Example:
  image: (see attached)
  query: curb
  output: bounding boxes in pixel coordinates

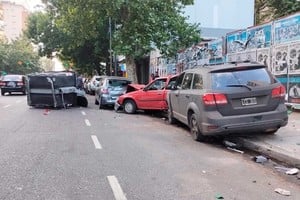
[235,138,300,168]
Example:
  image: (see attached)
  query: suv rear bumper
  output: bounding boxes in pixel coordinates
[200,106,288,135]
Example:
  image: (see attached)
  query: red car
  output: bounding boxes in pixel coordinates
[114,75,178,114]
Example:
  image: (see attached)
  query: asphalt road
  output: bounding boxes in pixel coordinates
[0,94,299,200]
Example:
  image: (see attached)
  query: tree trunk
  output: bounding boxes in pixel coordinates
[125,55,138,83]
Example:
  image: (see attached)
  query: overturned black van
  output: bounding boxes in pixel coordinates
[26,71,88,108]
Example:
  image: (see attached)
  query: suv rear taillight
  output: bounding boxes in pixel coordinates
[101,88,109,94]
[202,93,228,106]
[272,85,286,98]
[0,81,5,86]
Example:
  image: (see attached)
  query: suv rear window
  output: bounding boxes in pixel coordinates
[211,68,274,90]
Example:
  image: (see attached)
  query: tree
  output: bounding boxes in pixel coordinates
[0,38,42,74]
[267,0,300,19]
[110,0,201,82]
[255,0,300,25]
[26,6,109,75]
[34,0,200,82]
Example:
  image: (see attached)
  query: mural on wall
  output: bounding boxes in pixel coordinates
[273,44,289,75]
[149,12,300,103]
[272,42,300,75]
[208,38,225,64]
[274,42,300,104]
[288,42,300,73]
[257,48,271,71]
[274,13,300,45]
[226,30,248,54]
[246,23,272,49]
[176,44,210,71]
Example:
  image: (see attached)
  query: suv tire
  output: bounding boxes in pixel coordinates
[189,113,205,141]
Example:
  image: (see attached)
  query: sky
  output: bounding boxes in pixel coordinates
[8,0,255,30]
[183,0,255,30]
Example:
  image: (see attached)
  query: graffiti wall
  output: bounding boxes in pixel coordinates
[149,12,300,104]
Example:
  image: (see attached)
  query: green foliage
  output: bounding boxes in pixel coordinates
[112,0,201,58]
[255,0,300,24]
[0,38,42,74]
[267,0,300,19]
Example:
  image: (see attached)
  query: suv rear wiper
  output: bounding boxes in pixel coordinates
[226,84,252,91]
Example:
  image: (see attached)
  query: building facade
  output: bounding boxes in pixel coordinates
[0,1,28,42]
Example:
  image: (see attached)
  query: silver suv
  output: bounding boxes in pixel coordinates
[167,62,288,141]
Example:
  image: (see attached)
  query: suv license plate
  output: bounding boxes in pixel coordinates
[241,97,257,106]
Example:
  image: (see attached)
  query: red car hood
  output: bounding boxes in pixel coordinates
[126,84,145,93]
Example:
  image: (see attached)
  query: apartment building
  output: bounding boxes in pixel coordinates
[0,1,28,42]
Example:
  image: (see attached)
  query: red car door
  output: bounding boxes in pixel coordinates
[135,78,168,110]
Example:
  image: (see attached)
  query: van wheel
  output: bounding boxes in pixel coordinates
[1,91,5,96]
[189,113,205,141]
[124,100,136,114]
[168,108,176,124]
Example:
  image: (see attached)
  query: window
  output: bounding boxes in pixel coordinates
[192,74,203,89]
[211,68,273,90]
[148,79,167,90]
[181,73,193,90]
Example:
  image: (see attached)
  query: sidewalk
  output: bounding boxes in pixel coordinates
[235,110,300,168]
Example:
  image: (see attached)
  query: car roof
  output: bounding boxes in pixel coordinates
[183,62,266,74]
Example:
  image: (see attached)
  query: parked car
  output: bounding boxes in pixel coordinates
[115,75,178,114]
[95,76,132,109]
[167,62,288,141]
[0,74,26,96]
[87,75,105,95]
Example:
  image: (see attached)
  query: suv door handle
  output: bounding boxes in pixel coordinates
[185,95,190,98]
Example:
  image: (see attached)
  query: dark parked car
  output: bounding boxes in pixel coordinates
[167,62,288,141]
[0,74,26,96]
[95,76,132,109]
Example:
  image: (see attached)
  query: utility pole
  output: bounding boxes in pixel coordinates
[109,17,112,76]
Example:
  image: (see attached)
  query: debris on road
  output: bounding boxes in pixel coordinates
[43,109,50,115]
[275,166,299,175]
[223,140,237,148]
[227,147,244,154]
[215,194,224,199]
[285,168,299,175]
[274,188,291,196]
[274,166,290,173]
[252,155,268,164]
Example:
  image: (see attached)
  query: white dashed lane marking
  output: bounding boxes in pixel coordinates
[3,104,11,108]
[81,111,86,116]
[91,135,102,149]
[85,119,91,126]
[107,176,127,200]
